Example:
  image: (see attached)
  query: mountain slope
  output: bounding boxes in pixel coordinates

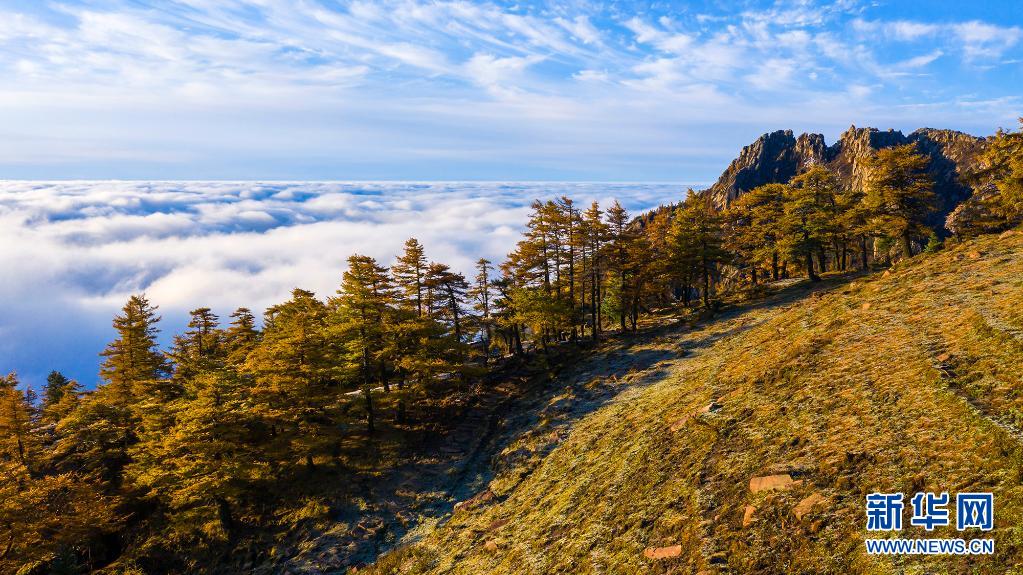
[369,230,1023,575]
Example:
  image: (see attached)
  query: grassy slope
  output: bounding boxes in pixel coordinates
[368,230,1023,575]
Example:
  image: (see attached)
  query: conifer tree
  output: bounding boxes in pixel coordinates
[469,258,495,362]
[726,183,786,283]
[392,238,429,318]
[862,144,936,259]
[780,166,840,280]
[244,288,333,469]
[100,294,171,401]
[127,370,265,545]
[605,200,633,331]
[41,371,71,411]
[580,201,607,340]
[224,307,260,368]
[426,262,469,357]
[0,373,38,471]
[169,307,224,382]
[333,255,394,434]
[671,193,727,308]
[976,119,1023,222]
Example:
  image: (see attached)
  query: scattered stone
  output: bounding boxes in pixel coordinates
[1000,230,1015,239]
[861,302,871,311]
[487,518,509,532]
[968,251,982,259]
[936,352,951,363]
[454,489,496,511]
[882,270,891,278]
[643,545,683,560]
[742,505,757,527]
[749,474,802,493]
[793,493,826,520]
[484,540,499,552]
[669,415,691,432]
[699,401,723,414]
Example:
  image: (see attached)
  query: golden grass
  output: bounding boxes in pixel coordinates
[365,230,1023,575]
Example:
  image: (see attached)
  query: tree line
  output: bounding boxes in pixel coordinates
[3,126,1022,573]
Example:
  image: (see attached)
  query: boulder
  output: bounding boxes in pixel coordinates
[643,545,683,560]
[742,505,757,527]
[749,474,802,493]
[793,493,826,520]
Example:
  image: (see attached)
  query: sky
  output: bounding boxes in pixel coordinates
[0,0,1021,181]
[1,0,1022,386]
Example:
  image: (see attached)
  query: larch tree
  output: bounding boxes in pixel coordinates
[862,143,936,259]
[605,200,633,331]
[580,201,607,341]
[243,288,334,470]
[671,192,727,308]
[332,255,394,435]
[392,238,428,318]
[469,258,495,362]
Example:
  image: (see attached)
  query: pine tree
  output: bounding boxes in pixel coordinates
[580,201,607,341]
[392,238,429,318]
[605,200,633,331]
[725,183,786,283]
[671,193,728,308]
[243,288,333,469]
[426,262,470,358]
[332,255,394,435]
[862,144,936,259]
[224,307,260,368]
[469,258,495,362]
[780,166,840,280]
[127,370,266,545]
[169,307,224,382]
[100,294,171,400]
[975,119,1023,223]
[41,371,72,413]
[0,373,38,471]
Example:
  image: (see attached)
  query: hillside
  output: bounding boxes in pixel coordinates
[366,229,1023,575]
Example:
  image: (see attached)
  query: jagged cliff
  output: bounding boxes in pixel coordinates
[706,125,988,233]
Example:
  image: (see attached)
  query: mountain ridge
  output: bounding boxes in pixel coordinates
[704,125,988,234]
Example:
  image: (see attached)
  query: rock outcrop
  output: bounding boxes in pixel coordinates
[705,125,988,234]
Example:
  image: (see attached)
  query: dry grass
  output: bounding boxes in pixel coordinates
[364,229,1023,575]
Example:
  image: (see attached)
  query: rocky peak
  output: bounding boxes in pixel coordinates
[704,125,988,234]
[708,130,803,208]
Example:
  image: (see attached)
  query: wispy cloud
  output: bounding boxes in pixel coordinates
[0,1,1019,179]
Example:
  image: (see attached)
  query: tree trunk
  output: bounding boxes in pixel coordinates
[860,236,869,271]
[806,248,820,282]
[750,266,757,286]
[216,497,236,539]
[772,251,779,281]
[902,233,913,259]
[396,378,406,425]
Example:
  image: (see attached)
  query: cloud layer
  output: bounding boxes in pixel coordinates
[0,181,688,387]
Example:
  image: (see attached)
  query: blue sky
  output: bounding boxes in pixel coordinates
[0,0,1021,181]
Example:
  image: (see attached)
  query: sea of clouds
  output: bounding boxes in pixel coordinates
[0,181,690,388]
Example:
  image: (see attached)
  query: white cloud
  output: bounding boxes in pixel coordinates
[0,181,687,387]
[954,21,1023,60]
